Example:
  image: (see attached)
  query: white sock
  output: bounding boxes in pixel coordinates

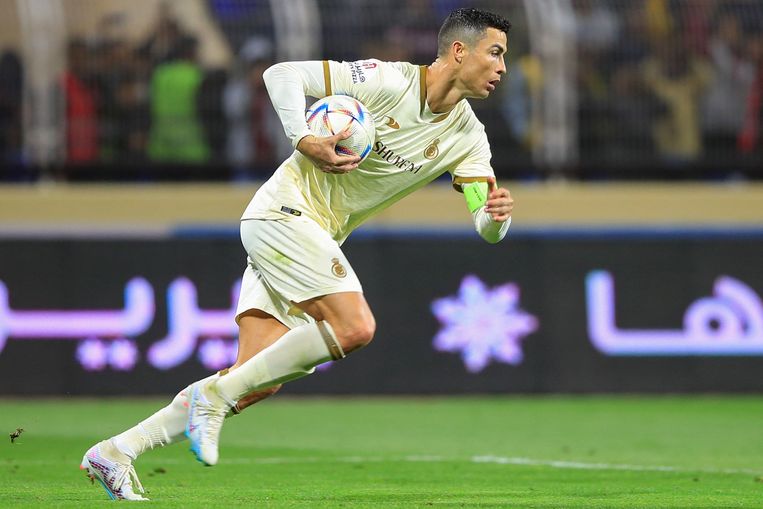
[112,373,218,460]
[215,321,343,403]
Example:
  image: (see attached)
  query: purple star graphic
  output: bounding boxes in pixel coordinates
[431,275,538,372]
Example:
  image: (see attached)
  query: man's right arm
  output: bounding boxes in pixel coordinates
[263,61,360,173]
[262,61,326,149]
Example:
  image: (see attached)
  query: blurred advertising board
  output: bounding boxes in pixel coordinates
[1,230,762,395]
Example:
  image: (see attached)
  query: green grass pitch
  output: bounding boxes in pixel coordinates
[1,396,761,507]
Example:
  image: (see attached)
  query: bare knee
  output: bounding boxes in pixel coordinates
[333,316,376,353]
[297,292,376,354]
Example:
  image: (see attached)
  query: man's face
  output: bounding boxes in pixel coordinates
[459,27,507,98]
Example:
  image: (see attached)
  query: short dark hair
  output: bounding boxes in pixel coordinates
[437,8,511,57]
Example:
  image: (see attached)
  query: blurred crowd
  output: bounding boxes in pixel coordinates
[0,0,761,180]
[571,0,763,168]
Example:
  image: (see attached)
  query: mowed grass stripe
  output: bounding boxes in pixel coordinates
[1,396,761,508]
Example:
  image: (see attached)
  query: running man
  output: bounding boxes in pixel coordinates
[81,7,513,500]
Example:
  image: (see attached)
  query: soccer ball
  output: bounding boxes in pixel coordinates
[305,95,375,162]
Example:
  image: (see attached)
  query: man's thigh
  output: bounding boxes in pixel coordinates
[240,218,362,304]
[235,263,311,329]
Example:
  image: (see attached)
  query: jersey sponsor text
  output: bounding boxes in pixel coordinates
[373,140,423,174]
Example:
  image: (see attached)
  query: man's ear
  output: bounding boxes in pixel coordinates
[452,40,466,64]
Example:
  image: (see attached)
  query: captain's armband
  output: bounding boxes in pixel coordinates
[462,181,489,213]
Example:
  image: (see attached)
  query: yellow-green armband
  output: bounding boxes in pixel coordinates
[463,181,489,213]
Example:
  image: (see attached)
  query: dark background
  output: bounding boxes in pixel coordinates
[1,231,761,395]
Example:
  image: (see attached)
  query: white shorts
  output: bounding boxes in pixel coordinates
[234,218,363,328]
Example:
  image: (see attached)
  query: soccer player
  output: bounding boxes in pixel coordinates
[81,7,513,500]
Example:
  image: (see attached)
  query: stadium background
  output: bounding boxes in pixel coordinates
[0,0,762,396]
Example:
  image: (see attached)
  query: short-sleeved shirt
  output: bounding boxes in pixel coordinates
[242,59,495,244]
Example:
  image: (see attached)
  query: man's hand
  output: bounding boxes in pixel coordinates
[296,131,361,174]
[485,177,513,222]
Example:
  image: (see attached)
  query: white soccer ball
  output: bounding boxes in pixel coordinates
[305,95,375,162]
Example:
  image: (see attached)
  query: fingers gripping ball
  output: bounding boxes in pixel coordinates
[306,95,376,162]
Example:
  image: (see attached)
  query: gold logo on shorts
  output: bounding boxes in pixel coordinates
[331,258,347,278]
[424,138,439,159]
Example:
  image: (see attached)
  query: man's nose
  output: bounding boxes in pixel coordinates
[497,56,506,74]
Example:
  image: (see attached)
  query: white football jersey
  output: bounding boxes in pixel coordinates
[242,59,495,244]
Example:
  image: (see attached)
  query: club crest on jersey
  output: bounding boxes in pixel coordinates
[424,139,440,159]
[331,258,347,278]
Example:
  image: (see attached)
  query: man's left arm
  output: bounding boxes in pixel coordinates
[452,120,513,243]
[463,177,513,244]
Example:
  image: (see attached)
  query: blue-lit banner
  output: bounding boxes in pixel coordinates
[0,235,761,394]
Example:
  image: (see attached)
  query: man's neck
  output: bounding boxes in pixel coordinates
[425,59,467,114]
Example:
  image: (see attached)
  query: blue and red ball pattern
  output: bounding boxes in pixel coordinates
[306,95,376,162]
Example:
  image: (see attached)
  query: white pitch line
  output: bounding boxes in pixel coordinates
[135,454,760,476]
[470,455,761,476]
[14,455,759,476]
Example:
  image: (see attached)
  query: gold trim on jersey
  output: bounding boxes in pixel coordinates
[419,65,452,123]
[452,176,491,193]
[322,60,332,96]
[419,65,427,114]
